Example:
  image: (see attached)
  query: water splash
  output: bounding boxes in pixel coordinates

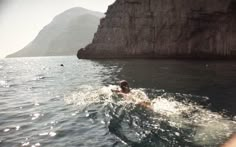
[151,96,236,146]
[64,85,236,146]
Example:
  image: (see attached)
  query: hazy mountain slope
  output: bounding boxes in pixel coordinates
[7,7,104,57]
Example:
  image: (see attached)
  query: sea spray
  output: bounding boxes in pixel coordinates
[64,85,236,146]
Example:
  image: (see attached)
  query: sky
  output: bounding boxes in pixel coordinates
[0,0,115,58]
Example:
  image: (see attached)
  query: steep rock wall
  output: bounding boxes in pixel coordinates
[77,0,236,59]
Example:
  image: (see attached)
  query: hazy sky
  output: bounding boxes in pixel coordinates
[0,0,115,58]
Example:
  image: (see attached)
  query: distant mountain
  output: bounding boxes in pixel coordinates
[7,7,104,58]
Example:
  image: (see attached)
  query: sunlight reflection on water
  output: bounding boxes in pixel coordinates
[0,57,236,147]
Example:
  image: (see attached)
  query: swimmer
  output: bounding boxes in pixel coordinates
[111,80,130,94]
[222,134,236,147]
[111,80,152,109]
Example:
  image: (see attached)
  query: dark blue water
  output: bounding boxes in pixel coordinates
[0,56,235,147]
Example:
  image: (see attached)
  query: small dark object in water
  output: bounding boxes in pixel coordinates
[60,64,64,67]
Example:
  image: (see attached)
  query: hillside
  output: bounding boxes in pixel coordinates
[7,7,104,57]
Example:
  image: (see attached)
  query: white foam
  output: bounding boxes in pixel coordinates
[64,86,236,145]
[151,95,236,145]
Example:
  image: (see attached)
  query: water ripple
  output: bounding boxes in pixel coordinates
[1,57,236,147]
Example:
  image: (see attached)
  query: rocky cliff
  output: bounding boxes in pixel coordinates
[7,7,104,58]
[77,0,236,59]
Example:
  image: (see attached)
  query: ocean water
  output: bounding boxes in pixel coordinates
[0,56,235,147]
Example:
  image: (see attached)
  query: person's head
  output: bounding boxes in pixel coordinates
[119,80,130,93]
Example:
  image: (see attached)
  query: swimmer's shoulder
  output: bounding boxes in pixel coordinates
[111,89,120,93]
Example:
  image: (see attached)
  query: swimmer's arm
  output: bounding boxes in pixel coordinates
[137,101,153,110]
[222,134,236,147]
[111,89,120,93]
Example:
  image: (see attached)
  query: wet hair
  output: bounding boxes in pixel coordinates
[119,80,130,93]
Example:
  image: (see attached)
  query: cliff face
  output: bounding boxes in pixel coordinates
[7,7,104,58]
[77,0,236,59]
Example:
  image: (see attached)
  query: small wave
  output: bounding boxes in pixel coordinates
[33,75,48,81]
[35,76,46,80]
[0,80,10,88]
